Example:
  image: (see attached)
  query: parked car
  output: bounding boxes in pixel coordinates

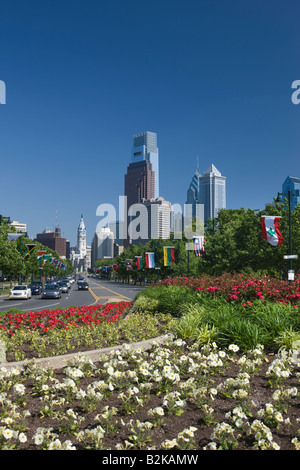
[78,282,89,291]
[57,281,69,293]
[29,281,43,295]
[42,284,62,299]
[9,285,32,300]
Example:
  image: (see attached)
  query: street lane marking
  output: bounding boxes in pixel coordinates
[89,281,132,300]
[0,302,24,309]
[23,303,60,311]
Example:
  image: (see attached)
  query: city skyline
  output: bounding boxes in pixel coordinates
[1,1,300,246]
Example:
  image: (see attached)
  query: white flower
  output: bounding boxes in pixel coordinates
[34,434,44,445]
[19,433,27,443]
[2,428,13,439]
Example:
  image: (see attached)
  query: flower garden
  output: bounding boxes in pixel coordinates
[0,273,300,451]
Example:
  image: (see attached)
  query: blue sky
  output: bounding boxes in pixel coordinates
[1,0,300,246]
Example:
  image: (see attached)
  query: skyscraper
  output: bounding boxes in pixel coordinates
[282,176,300,211]
[186,158,201,219]
[131,131,159,199]
[199,164,226,222]
[124,159,155,210]
[186,161,226,223]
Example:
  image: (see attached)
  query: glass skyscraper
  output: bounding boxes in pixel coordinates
[131,131,159,199]
[186,161,226,223]
[282,176,300,211]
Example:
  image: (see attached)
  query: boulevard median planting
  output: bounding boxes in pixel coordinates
[0,274,299,450]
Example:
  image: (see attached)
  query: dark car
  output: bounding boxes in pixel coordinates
[78,282,89,291]
[42,284,62,299]
[29,281,43,295]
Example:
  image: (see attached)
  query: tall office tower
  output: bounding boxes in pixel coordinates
[131,131,159,198]
[124,159,155,247]
[91,227,114,267]
[199,164,226,222]
[282,176,300,211]
[186,158,201,219]
[186,161,226,224]
[125,159,155,209]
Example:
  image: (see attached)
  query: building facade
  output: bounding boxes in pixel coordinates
[282,176,300,211]
[91,227,114,268]
[186,161,226,223]
[35,227,67,258]
[131,131,159,199]
[70,215,90,271]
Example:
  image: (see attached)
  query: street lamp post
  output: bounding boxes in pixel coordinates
[276,189,299,281]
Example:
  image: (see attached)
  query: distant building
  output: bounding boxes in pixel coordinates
[124,154,155,247]
[70,215,90,271]
[131,131,159,199]
[10,220,27,233]
[282,176,300,211]
[35,227,67,258]
[186,161,226,223]
[91,228,114,267]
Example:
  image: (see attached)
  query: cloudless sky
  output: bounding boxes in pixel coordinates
[1,0,300,246]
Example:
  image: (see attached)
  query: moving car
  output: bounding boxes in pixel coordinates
[28,281,43,295]
[78,282,89,291]
[57,281,69,293]
[9,285,32,300]
[42,284,62,299]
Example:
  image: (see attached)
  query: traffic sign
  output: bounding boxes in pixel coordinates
[283,255,298,260]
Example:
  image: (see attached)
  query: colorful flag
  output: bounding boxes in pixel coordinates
[145,252,155,268]
[112,264,118,271]
[42,255,52,265]
[126,259,133,271]
[135,256,143,270]
[193,236,205,257]
[23,244,36,260]
[163,246,175,266]
[261,216,284,247]
[37,250,46,261]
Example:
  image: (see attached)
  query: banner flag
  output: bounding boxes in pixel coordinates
[42,255,52,265]
[145,252,155,268]
[163,246,175,266]
[261,216,284,247]
[37,250,46,261]
[135,256,143,270]
[193,236,205,257]
[126,259,133,271]
[23,244,36,260]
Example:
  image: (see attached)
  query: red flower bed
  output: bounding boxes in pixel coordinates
[155,273,300,307]
[0,302,132,337]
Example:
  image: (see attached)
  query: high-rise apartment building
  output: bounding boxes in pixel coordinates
[131,131,159,199]
[186,161,226,223]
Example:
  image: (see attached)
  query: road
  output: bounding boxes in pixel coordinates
[0,277,145,313]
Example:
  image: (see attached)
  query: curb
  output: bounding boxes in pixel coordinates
[0,297,169,370]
